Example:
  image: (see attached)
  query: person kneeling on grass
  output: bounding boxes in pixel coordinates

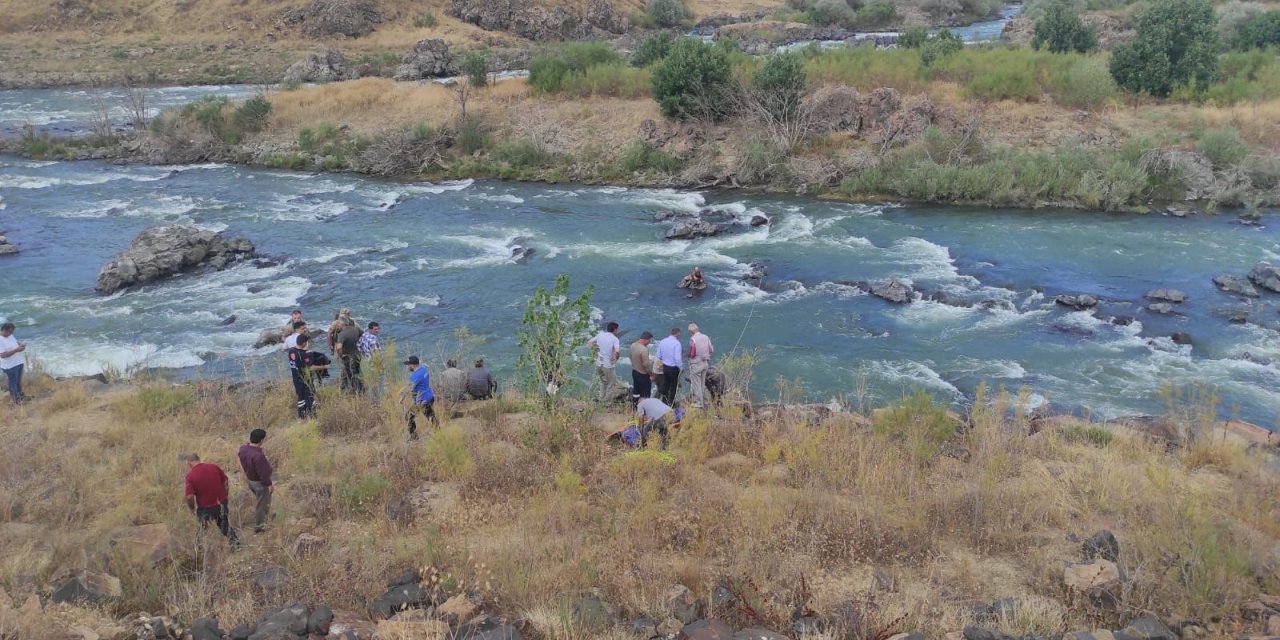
[404,355,439,440]
[637,396,675,450]
[179,453,240,550]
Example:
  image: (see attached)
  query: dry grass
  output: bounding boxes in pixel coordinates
[1,376,1278,640]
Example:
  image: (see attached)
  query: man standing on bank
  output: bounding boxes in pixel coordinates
[404,355,439,440]
[237,429,274,533]
[0,323,27,404]
[180,453,239,549]
[630,331,654,403]
[656,327,683,405]
[335,318,365,394]
[687,323,715,410]
[587,321,621,403]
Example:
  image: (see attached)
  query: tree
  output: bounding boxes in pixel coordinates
[920,29,963,67]
[516,275,595,404]
[462,51,489,88]
[1231,10,1280,50]
[646,0,690,27]
[1031,1,1098,54]
[651,39,733,121]
[631,32,677,67]
[743,52,813,151]
[898,25,928,49]
[1109,0,1220,97]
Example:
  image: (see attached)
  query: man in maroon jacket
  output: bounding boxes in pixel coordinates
[237,429,274,533]
[180,453,240,549]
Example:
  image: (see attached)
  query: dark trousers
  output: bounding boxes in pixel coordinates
[660,366,680,405]
[631,370,652,402]
[196,503,239,547]
[3,363,23,403]
[340,356,364,394]
[292,379,316,419]
[406,400,438,437]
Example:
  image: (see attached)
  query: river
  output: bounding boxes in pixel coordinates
[2,153,1279,425]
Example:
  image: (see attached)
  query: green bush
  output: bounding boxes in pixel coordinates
[646,0,691,27]
[632,32,677,67]
[620,140,683,173]
[920,29,963,67]
[872,390,958,460]
[964,65,1039,101]
[1109,0,1220,97]
[1032,0,1098,53]
[233,95,272,133]
[809,0,856,26]
[336,472,390,515]
[1197,127,1249,169]
[413,12,438,28]
[804,46,925,91]
[856,0,896,27]
[561,63,651,98]
[462,51,489,88]
[1060,425,1114,447]
[898,25,928,49]
[423,425,474,479]
[529,42,622,94]
[753,51,808,119]
[652,38,733,120]
[491,138,557,168]
[1203,48,1280,104]
[1217,1,1265,44]
[1054,58,1119,109]
[1230,11,1280,50]
[112,385,196,423]
[456,115,488,155]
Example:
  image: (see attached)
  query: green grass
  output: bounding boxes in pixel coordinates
[111,385,197,423]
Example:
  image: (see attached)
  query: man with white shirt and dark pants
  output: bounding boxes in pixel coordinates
[687,323,714,409]
[587,321,621,402]
[656,327,682,406]
[0,323,27,405]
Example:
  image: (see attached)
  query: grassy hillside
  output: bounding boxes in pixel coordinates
[0,367,1277,639]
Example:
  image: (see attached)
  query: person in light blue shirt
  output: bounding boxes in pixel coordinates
[404,355,438,440]
[656,327,683,405]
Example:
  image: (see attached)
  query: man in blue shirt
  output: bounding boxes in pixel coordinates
[404,355,438,440]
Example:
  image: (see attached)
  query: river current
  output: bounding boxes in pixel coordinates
[2,152,1279,425]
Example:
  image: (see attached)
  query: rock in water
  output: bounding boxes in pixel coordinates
[0,235,18,256]
[1055,294,1098,310]
[96,225,256,295]
[1249,262,1280,293]
[871,278,914,304]
[220,315,238,326]
[749,214,770,227]
[394,39,459,80]
[1146,303,1175,315]
[1213,274,1259,297]
[1144,289,1186,303]
[666,221,720,240]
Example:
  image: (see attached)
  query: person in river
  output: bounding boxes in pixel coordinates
[0,322,28,405]
[630,331,655,403]
[287,334,327,419]
[285,310,304,336]
[439,359,467,402]
[335,318,365,394]
[404,355,439,440]
[587,321,622,402]
[678,267,707,291]
[687,323,714,409]
[656,327,682,405]
[467,358,497,400]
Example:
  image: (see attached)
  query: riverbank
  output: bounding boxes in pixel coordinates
[1,375,1278,639]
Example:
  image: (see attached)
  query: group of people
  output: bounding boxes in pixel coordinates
[179,428,276,550]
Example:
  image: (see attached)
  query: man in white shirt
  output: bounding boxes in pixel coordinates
[0,322,28,404]
[636,396,673,450]
[587,321,621,402]
[656,327,683,405]
[687,323,714,409]
[283,321,306,351]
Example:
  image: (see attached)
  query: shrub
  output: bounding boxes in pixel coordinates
[336,472,390,515]
[652,39,734,120]
[753,51,808,120]
[964,65,1039,101]
[561,63,651,98]
[1217,1,1265,44]
[856,0,896,27]
[646,0,691,27]
[423,425,474,479]
[632,32,677,67]
[1204,48,1280,104]
[1054,58,1119,109]
[112,385,196,423]
[920,29,963,66]
[1109,0,1220,97]
[413,12,438,28]
[528,42,622,93]
[1032,1,1098,53]
[516,275,595,401]
[462,51,489,88]
[1230,11,1280,50]
[456,115,488,155]
[619,140,683,173]
[898,25,928,49]
[233,95,271,133]
[1197,127,1249,169]
[872,390,958,460]
[491,138,557,168]
[809,0,856,26]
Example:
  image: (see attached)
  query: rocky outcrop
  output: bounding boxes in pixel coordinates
[394,39,459,81]
[871,278,914,304]
[0,234,17,256]
[96,225,256,295]
[282,0,382,38]
[1144,289,1185,303]
[805,85,862,134]
[50,571,122,605]
[1055,294,1098,310]
[1249,262,1280,293]
[1214,274,1259,297]
[283,47,356,84]
[448,0,627,41]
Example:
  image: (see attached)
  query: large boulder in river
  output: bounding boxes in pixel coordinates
[1248,262,1280,293]
[283,47,356,84]
[1214,274,1259,297]
[394,39,459,81]
[1055,294,1098,310]
[0,235,17,256]
[1144,289,1186,303]
[871,278,914,304]
[666,221,721,240]
[96,225,256,295]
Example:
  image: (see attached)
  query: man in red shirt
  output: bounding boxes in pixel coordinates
[180,453,240,549]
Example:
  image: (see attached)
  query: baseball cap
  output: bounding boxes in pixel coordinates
[403,355,420,365]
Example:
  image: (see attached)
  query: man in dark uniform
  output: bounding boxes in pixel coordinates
[287,334,327,419]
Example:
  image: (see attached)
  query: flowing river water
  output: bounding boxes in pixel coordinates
[2,148,1280,425]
